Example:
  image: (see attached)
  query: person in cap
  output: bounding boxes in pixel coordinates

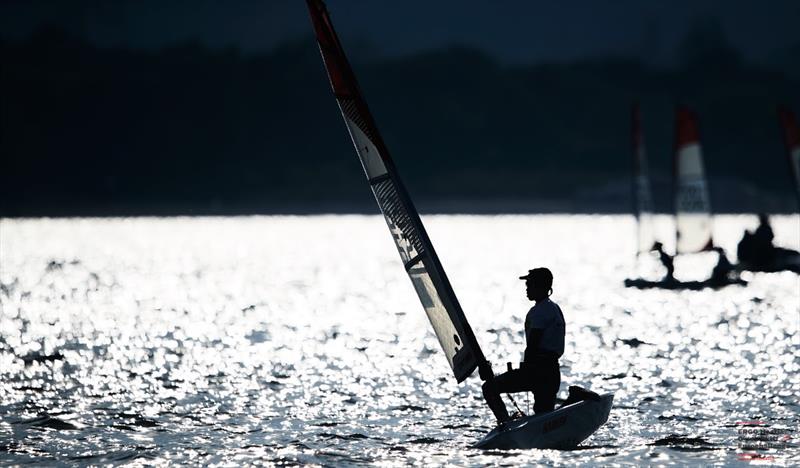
[480,267,565,424]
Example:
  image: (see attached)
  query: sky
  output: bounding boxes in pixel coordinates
[1,0,799,65]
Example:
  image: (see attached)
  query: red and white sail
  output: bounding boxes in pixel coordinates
[777,106,800,207]
[674,106,713,254]
[631,102,656,254]
[306,0,488,383]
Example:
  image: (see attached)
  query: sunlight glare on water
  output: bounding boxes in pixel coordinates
[0,215,798,465]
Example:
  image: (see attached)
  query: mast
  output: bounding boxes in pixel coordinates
[777,106,800,209]
[306,0,489,383]
[673,106,713,254]
[631,102,655,254]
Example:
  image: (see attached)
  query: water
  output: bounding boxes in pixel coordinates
[1,214,798,465]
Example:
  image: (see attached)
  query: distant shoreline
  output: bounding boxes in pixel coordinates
[2,199,797,218]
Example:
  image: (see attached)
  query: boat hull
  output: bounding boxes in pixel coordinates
[474,393,613,450]
[739,249,800,273]
[623,277,747,290]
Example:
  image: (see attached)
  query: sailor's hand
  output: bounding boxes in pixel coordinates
[478,362,494,381]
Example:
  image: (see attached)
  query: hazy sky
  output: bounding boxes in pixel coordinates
[1,0,799,64]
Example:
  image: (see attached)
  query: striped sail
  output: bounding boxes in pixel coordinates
[306,0,487,383]
[674,106,713,254]
[631,103,656,254]
[777,106,800,208]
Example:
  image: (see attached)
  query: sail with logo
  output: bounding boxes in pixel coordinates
[305,0,487,383]
[674,106,714,254]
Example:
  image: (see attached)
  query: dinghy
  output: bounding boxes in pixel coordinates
[475,391,613,450]
[306,0,612,450]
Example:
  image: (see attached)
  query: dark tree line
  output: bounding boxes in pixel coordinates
[2,25,798,216]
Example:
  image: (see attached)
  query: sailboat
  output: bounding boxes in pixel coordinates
[305,0,612,450]
[623,103,663,287]
[625,106,745,290]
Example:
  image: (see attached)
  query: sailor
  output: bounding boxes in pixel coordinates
[752,213,777,266]
[754,213,775,247]
[709,247,735,283]
[481,267,564,424]
[737,231,755,265]
[738,214,777,268]
[651,242,675,282]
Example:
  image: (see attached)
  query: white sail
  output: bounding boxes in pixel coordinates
[306,0,487,383]
[631,103,656,254]
[674,106,713,254]
[778,107,800,208]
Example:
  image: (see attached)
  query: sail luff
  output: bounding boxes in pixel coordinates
[631,102,655,254]
[777,106,800,208]
[632,103,642,224]
[306,0,488,383]
[673,106,713,254]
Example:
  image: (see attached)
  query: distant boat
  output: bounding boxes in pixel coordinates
[625,106,746,290]
[306,0,612,450]
[777,106,800,208]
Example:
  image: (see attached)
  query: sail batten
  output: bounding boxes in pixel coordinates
[306,0,487,383]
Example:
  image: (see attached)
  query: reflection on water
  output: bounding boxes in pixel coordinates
[1,215,798,465]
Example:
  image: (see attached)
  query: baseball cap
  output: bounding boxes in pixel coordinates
[519,267,553,288]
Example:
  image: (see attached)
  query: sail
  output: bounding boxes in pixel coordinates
[631,103,656,254]
[674,106,713,254]
[306,0,487,383]
[777,106,800,207]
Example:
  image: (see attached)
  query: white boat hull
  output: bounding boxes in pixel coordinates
[474,393,614,450]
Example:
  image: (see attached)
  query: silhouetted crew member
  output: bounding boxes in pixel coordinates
[710,247,734,283]
[652,242,675,282]
[754,213,775,246]
[752,213,777,266]
[481,268,564,424]
[739,214,778,268]
[737,231,755,265]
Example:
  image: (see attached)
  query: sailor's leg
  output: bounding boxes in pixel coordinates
[482,369,524,422]
[481,377,510,423]
[532,359,560,414]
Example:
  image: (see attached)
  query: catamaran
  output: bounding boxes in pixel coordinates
[625,106,745,289]
[305,0,612,450]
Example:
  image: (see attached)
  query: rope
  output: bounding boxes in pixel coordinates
[506,393,524,417]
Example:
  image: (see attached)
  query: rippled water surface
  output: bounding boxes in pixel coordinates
[1,215,798,466]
